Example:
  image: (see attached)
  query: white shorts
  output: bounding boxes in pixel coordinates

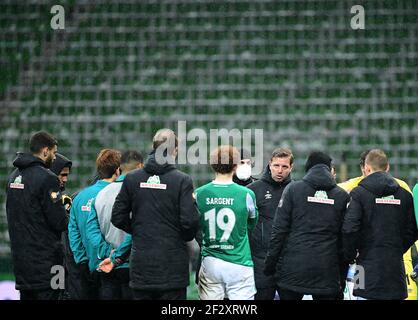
[198,256,256,300]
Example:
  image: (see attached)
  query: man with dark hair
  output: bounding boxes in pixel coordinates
[195,145,258,300]
[247,147,293,300]
[50,153,72,191]
[93,150,144,299]
[6,131,67,300]
[264,151,350,300]
[68,149,121,299]
[111,129,199,300]
[50,153,75,300]
[342,149,418,300]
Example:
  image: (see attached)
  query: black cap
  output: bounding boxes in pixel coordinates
[305,151,332,172]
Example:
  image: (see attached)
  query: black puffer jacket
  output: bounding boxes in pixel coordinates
[111,151,200,291]
[247,165,291,289]
[264,164,350,296]
[342,171,418,300]
[6,153,68,290]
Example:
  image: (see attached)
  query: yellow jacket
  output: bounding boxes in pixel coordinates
[338,176,417,300]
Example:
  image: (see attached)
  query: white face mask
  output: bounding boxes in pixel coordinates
[236,163,252,181]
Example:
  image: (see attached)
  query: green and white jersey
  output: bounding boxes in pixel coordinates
[195,181,259,267]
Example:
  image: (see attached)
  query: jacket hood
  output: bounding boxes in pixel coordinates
[359,171,399,197]
[303,164,336,191]
[13,152,46,170]
[144,150,177,175]
[50,153,72,176]
[261,164,292,187]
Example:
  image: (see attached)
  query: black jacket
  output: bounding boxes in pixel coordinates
[50,153,72,178]
[6,153,68,290]
[247,165,292,289]
[342,171,418,300]
[233,175,257,187]
[50,153,76,286]
[111,151,200,291]
[264,164,350,296]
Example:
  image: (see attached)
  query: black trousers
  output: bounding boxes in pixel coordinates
[66,263,100,300]
[20,288,61,300]
[277,287,338,300]
[132,288,187,300]
[99,268,132,300]
[255,287,277,300]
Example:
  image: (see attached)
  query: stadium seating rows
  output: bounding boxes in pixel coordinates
[0,0,417,254]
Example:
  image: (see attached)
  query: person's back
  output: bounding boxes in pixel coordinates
[195,145,258,300]
[68,148,121,300]
[111,129,199,300]
[342,149,418,300]
[339,149,418,300]
[96,180,128,248]
[196,182,257,267]
[69,180,111,269]
[264,152,350,300]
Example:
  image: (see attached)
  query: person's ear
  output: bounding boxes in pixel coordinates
[42,147,49,158]
[386,163,390,172]
[364,163,371,176]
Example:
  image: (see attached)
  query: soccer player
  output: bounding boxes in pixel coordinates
[196,145,259,300]
[68,149,121,299]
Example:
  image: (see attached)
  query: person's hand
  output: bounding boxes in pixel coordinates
[98,258,114,273]
[62,194,72,211]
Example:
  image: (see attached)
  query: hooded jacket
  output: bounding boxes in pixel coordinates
[111,151,200,290]
[6,153,68,290]
[342,171,418,299]
[247,165,292,289]
[339,175,417,300]
[264,164,350,296]
[50,153,72,178]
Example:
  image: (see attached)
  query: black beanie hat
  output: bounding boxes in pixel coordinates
[305,151,332,172]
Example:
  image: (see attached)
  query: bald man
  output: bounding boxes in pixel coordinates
[111,129,200,300]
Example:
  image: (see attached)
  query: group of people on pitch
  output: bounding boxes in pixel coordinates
[6,130,418,300]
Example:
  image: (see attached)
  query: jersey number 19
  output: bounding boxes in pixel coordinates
[204,208,236,242]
